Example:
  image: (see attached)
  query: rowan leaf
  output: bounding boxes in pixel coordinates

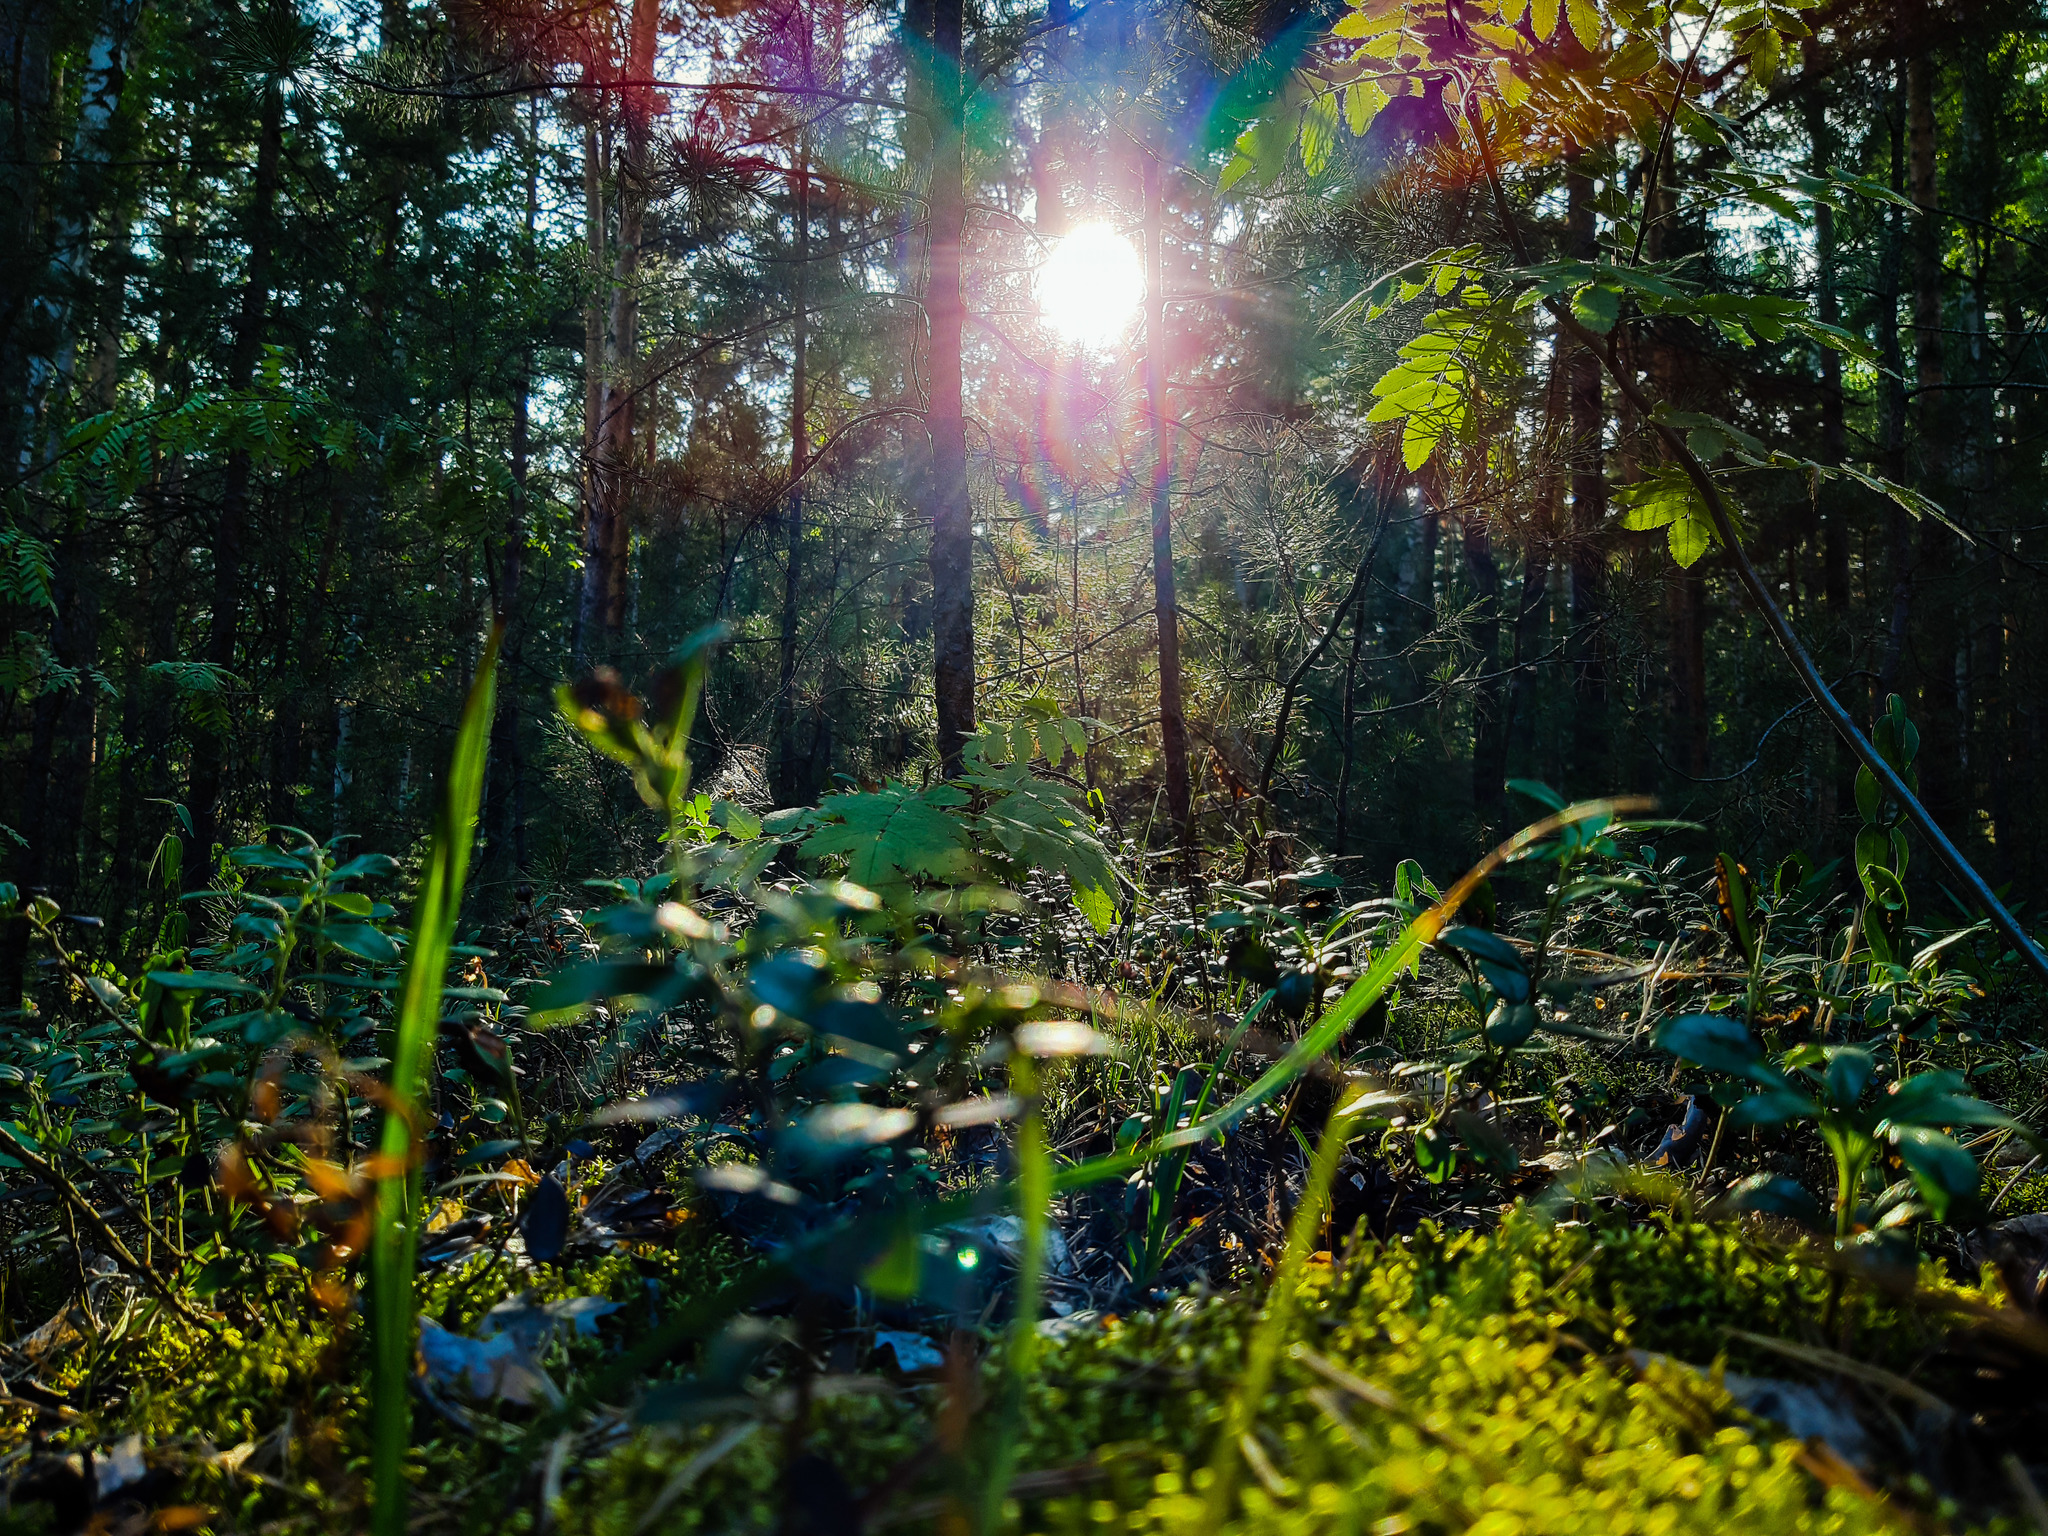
[1565,0,1602,48]
[798,782,977,887]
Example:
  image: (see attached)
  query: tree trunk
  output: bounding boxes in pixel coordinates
[1143,156,1191,854]
[571,110,606,667]
[487,99,540,879]
[775,145,811,807]
[1464,515,1506,826]
[14,0,143,466]
[1564,152,1606,790]
[926,0,975,776]
[0,0,55,470]
[1802,62,1851,610]
[188,73,284,877]
[577,0,657,662]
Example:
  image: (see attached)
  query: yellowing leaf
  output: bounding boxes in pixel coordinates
[1470,20,1531,49]
[1565,0,1602,48]
[1345,79,1389,134]
[1333,8,1404,37]
[1532,0,1560,41]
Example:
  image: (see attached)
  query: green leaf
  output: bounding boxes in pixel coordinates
[1434,926,1524,969]
[145,969,260,995]
[1713,1172,1821,1227]
[1822,1047,1874,1109]
[1609,34,1660,76]
[1749,25,1781,85]
[800,782,977,888]
[1449,1107,1519,1172]
[1667,515,1714,567]
[1888,1125,1977,1219]
[1854,826,1894,899]
[1344,79,1388,135]
[324,922,400,964]
[962,761,1121,901]
[1506,778,1567,812]
[1881,1070,2013,1131]
[1729,1085,1821,1126]
[1073,882,1117,936]
[1653,1012,1763,1078]
[1402,413,1440,470]
[1570,283,1621,333]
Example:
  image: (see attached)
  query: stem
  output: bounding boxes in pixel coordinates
[1466,100,2048,986]
[0,1125,210,1329]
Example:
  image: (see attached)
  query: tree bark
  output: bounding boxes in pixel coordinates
[188,71,284,877]
[926,0,975,776]
[775,144,811,806]
[1564,152,1607,789]
[487,97,539,878]
[1464,514,1506,825]
[1143,156,1191,853]
[1801,61,1851,609]
[577,0,658,662]
[14,0,143,466]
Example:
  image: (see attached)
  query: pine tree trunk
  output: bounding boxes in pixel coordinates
[926,0,975,776]
[579,0,658,660]
[775,146,812,806]
[1564,153,1607,789]
[1465,515,1506,825]
[1144,157,1191,855]
[1802,61,1851,609]
[188,73,283,876]
[487,99,540,879]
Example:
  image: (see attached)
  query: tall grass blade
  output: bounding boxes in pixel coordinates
[1186,799,1650,1532]
[1198,1082,1371,1531]
[370,627,501,1536]
[978,1050,1049,1532]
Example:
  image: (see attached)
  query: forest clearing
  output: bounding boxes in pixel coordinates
[4,0,2048,1528]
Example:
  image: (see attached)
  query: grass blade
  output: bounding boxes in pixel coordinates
[978,1048,1050,1532]
[370,626,501,1536]
[1198,1082,1368,1530]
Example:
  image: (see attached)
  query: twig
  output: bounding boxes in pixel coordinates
[1989,1154,2044,1215]
[1257,497,1395,797]
[0,1125,213,1330]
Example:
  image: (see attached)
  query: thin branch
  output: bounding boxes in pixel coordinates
[1466,97,2048,985]
[1258,496,1394,797]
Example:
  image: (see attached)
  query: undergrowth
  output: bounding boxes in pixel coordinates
[36,1208,2005,1534]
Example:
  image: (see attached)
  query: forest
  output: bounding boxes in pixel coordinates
[5,0,2048,1527]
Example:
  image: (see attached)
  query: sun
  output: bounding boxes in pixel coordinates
[1038,223,1143,350]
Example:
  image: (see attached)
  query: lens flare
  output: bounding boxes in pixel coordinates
[1038,224,1143,349]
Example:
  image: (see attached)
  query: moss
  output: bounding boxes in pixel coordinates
[560,1211,1996,1535]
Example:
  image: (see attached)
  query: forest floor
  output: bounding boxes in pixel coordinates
[6,1094,2048,1536]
